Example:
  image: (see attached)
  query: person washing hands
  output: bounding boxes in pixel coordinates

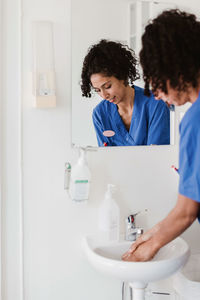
[122,9,200,262]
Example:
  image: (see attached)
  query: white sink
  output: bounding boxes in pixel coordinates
[82,236,190,299]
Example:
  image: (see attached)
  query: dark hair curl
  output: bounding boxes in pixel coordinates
[81,39,140,97]
[140,9,200,96]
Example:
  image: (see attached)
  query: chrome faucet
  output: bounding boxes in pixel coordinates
[125,214,143,241]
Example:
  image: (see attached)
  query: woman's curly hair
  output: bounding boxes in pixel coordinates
[140,9,200,97]
[81,39,140,97]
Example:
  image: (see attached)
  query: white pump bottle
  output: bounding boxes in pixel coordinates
[69,148,91,202]
[98,184,120,241]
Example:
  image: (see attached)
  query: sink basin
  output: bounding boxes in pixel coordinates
[82,235,190,290]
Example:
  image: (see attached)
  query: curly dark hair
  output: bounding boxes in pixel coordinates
[81,39,140,97]
[140,9,200,97]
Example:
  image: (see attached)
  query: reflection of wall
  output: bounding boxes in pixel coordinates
[72,0,128,147]
[128,0,178,88]
[2,1,200,300]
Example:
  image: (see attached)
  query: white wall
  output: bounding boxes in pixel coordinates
[1,0,200,300]
[0,0,2,298]
[1,0,22,299]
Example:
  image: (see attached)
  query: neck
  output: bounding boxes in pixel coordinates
[117,85,134,112]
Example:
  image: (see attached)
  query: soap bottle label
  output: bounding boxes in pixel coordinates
[71,180,89,201]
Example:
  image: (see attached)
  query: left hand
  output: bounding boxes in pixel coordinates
[122,224,161,261]
[122,238,159,262]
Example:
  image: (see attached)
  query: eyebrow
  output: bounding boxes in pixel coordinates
[92,80,112,90]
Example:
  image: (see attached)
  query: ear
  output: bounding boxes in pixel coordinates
[123,79,128,86]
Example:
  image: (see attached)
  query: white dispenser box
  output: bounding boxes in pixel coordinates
[32,21,56,108]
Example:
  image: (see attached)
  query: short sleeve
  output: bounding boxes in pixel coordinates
[179,117,200,202]
[147,100,170,145]
[92,109,107,147]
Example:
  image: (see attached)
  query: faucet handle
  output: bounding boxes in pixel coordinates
[126,209,148,223]
[127,214,135,224]
[125,212,145,241]
[126,212,140,226]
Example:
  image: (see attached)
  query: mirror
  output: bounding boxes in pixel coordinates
[71,0,175,148]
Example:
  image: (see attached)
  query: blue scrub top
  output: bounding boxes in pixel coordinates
[179,92,200,222]
[92,85,170,146]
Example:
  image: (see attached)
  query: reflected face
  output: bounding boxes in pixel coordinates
[90,73,127,105]
[154,81,191,106]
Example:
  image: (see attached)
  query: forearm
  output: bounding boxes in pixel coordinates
[122,194,199,261]
[151,194,199,251]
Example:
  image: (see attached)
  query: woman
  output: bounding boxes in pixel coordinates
[122,9,200,262]
[81,39,170,147]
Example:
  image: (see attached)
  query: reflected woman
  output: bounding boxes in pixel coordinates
[81,39,170,147]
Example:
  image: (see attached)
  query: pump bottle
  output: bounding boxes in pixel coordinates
[98,184,120,241]
[69,148,91,202]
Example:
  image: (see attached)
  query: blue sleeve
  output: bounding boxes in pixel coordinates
[147,100,170,145]
[179,119,200,202]
[92,109,108,147]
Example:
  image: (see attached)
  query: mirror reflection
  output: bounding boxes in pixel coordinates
[80,39,170,147]
[71,0,173,148]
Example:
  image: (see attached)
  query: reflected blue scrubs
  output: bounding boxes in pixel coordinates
[179,92,200,222]
[92,85,170,146]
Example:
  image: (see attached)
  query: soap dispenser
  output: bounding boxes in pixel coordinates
[98,184,120,241]
[69,148,91,202]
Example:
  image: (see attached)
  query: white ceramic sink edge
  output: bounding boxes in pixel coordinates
[82,235,190,287]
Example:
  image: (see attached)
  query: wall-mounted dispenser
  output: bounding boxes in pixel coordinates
[32,21,56,108]
[68,148,91,203]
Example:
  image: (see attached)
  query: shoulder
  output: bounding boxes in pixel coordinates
[134,85,166,110]
[92,100,115,121]
[180,98,200,134]
[93,100,108,117]
[93,100,114,113]
[93,100,106,112]
[178,97,200,202]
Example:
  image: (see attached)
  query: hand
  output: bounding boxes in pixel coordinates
[122,225,161,262]
[122,238,159,262]
[122,194,199,262]
[121,236,144,259]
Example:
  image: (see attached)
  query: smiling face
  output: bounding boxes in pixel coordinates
[90,73,128,105]
[154,80,198,106]
[154,88,188,106]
